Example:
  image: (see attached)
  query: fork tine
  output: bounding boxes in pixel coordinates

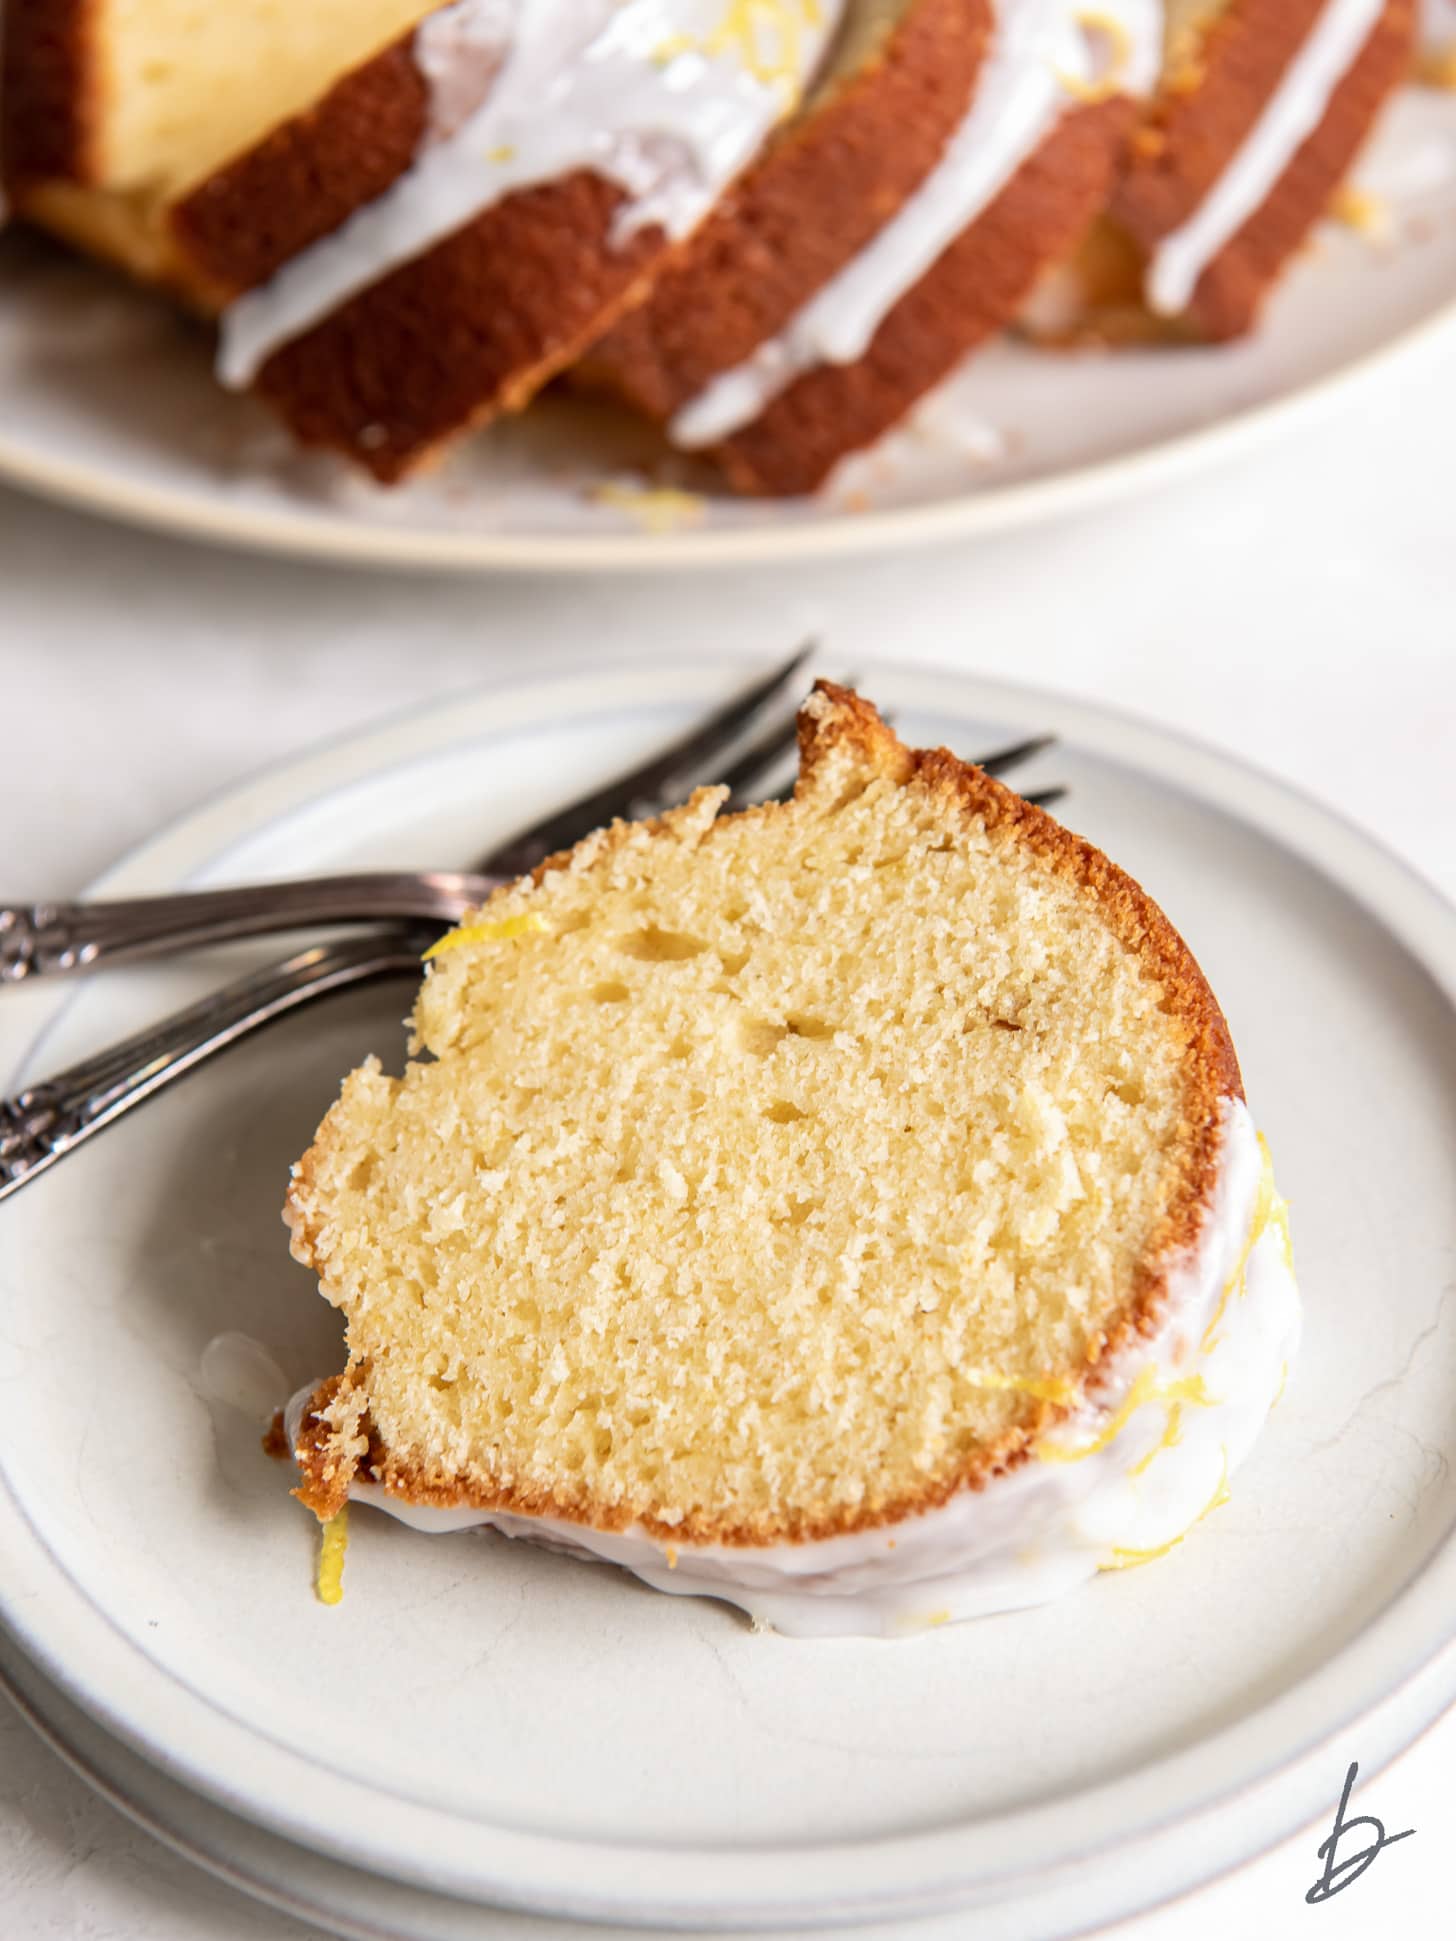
[748,759,1067,815]
[718,705,804,809]
[480,643,816,877]
[973,733,1057,778]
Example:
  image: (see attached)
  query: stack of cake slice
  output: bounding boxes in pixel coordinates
[1,0,1419,493]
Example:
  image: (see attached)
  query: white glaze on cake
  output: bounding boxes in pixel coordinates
[219,0,842,387]
[288,1097,1300,1638]
[669,0,1163,449]
[1146,0,1389,315]
[1420,0,1456,68]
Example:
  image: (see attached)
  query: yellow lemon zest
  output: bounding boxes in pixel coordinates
[1036,1366,1214,1466]
[1057,11,1133,103]
[963,1369,1079,1406]
[655,1,823,102]
[1101,1449,1229,1572]
[1101,1529,1188,1572]
[1272,1359,1290,1410]
[315,1507,349,1606]
[423,912,549,960]
[1129,1398,1186,1477]
[589,482,707,532]
[1200,1134,1290,1353]
[1328,184,1387,237]
[486,143,517,164]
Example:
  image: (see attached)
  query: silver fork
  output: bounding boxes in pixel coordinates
[1,647,821,982]
[0,663,1061,1202]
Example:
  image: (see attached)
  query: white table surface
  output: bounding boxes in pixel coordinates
[1,318,1452,1941]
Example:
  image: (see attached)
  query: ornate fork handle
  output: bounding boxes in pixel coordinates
[0,873,495,983]
[0,929,431,1202]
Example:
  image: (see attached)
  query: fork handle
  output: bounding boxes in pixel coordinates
[0,873,492,982]
[0,929,431,1203]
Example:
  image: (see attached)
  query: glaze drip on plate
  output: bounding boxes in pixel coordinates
[219,0,843,386]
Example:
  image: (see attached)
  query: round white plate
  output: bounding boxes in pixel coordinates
[1,91,1454,572]
[2,657,1455,1939]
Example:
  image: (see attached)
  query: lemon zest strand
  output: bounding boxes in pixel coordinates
[655,1,822,100]
[1201,1134,1289,1353]
[1037,1366,1214,1466]
[423,912,548,960]
[1057,11,1133,103]
[589,482,706,532]
[1101,1450,1229,1572]
[315,1507,349,1606]
[1129,1399,1185,1477]
[963,1369,1079,1406]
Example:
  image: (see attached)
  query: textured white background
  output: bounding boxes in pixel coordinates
[0,318,1452,1939]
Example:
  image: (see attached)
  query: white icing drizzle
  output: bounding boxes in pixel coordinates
[289,1098,1301,1639]
[1146,0,1388,315]
[219,0,841,388]
[669,0,1163,450]
[1420,0,1456,64]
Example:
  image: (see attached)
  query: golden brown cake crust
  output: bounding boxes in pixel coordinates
[247,171,674,482]
[159,21,679,477]
[1112,0,1415,338]
[704,98,1136,497]
[169,39,430,306]
[579,0,992,420]
[1,0,96,191]
[290,684,1244,1542]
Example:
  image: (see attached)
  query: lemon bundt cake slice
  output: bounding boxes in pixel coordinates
[0,0,439,291]
[284,686,1300,1637]
[628,0,1165,495]
[577,0,991,425]
[1116,0,1415,338]
[164,0,847,482]
[1031,0,1416,342]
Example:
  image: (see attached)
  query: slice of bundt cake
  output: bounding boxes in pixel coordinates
[0,0,439,292]
[576,0,992,425]
[284,686,1300,1637]
[1118,0,1416,337]
[636,0,1165,495]
[169,0,850,482]
[1031,0,1416,342]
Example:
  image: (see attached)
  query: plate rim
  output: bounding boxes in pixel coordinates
[0,276,1452,574]
[2,652,1455,1933]
[3,1621,1452,1941]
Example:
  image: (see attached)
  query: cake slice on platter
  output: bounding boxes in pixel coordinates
[1027,0,1417,343]
[576,0,992,427]
[598,0,1166,494]
[0,0,439,292]
[284,686,1300,1637]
